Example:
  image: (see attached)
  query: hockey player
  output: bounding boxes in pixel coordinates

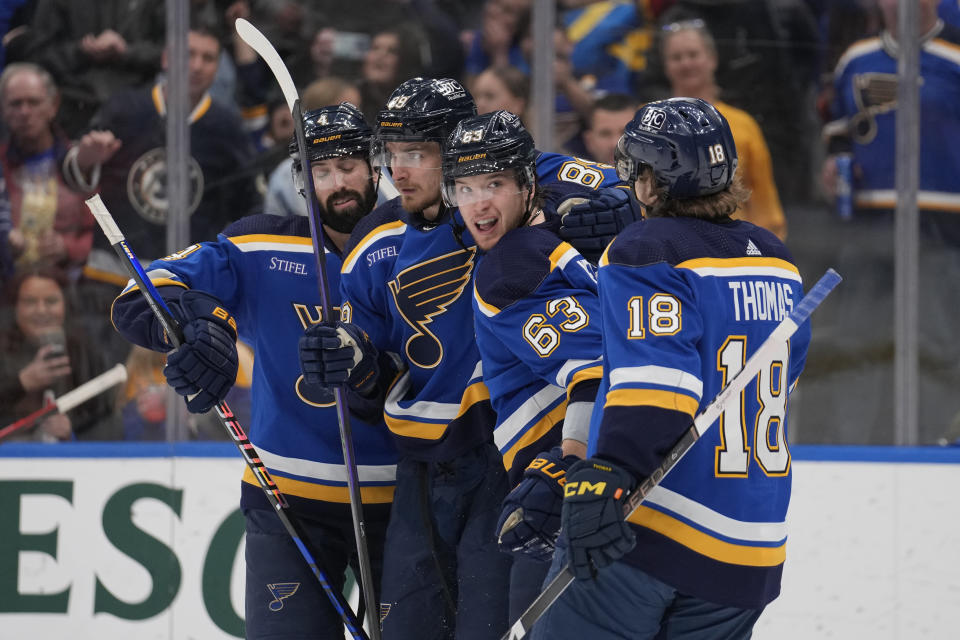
[532,97,811,639]
[110,103,398,640]
[441,110,606,617]
[297,78,635,639]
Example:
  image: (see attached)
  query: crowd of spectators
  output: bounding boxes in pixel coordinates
[0,0,955,444]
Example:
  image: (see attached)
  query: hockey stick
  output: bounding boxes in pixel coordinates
[85,194,370,640]
[0,363,127,442]
[233,18,399,201]
[233,18,382,640]
[502,268,842,640]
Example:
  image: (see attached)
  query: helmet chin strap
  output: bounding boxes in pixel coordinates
[519,183,536,228]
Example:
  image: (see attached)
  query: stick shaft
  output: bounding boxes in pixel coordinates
[0,364,127,442]
[293,92,382,640]
[0,405,57,441]
[237,16,381,637]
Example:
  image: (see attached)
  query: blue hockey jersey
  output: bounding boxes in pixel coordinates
[830,23,960,216]
[593,216,810,609]
[341,198,493,462]
[535,152,620,193]
[473,226,602,482]
[564,0,651,95]
[340,151,622,468]
[111,214,398,518]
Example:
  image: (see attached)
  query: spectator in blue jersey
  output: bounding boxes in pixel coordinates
[531,97,811,640]
[941,0,960,28]
[812,0,960,443]
[110,102,397,639]
[64,22,261,262]
[463,0,531,78]
[519,22,598,150]
[562,0,652,96]
[441,110,605,620]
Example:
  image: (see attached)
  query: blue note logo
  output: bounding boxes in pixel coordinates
[267,582,300,611]
[388,248,475,368]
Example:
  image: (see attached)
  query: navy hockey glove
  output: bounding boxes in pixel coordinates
[562,457,637,580]
[163,290,239,414]
[299,321,380,395]
[497,447,580,562]
[558,187,643,263]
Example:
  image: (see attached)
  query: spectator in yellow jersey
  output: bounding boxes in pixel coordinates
[661,20,787,241]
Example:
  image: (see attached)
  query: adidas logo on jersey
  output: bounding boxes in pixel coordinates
[746,240,761,256]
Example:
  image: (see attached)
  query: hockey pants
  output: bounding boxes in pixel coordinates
[379,442,512,640]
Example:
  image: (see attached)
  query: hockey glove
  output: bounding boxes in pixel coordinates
[497,447,580,562]
[561,457,637,580]
[558,187,643,263]
[163,290,239,414]
[299,321,380,396]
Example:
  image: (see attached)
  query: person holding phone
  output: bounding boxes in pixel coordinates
[0,266,117,440]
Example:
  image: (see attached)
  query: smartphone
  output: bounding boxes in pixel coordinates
[332,31,371,61]
[43,343,66,361]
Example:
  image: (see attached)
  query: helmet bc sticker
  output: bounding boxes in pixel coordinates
[640,108,667,131]
[435,79,466,99]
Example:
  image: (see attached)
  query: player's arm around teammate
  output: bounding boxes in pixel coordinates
[441,110,608,617]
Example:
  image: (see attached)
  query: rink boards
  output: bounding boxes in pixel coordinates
[1,442,958,639]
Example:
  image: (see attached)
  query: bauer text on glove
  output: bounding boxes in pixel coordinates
[162,290,239,414]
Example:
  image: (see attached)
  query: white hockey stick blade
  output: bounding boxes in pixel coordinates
[234,18,400,203]
[86,194,124,245]
[56,364,128,414]
[234,19,298,112]
[377,167,401,201]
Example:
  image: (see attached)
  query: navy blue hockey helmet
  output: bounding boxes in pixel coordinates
[373,78,477,166]
[441,110,536,207]
[614,97,737,199]
[289,102,374,166]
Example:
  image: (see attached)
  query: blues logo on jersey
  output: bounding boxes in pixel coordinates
[388,247,476,369]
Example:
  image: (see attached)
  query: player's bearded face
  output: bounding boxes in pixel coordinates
[312,156,378,234]
[319,181,377,234]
